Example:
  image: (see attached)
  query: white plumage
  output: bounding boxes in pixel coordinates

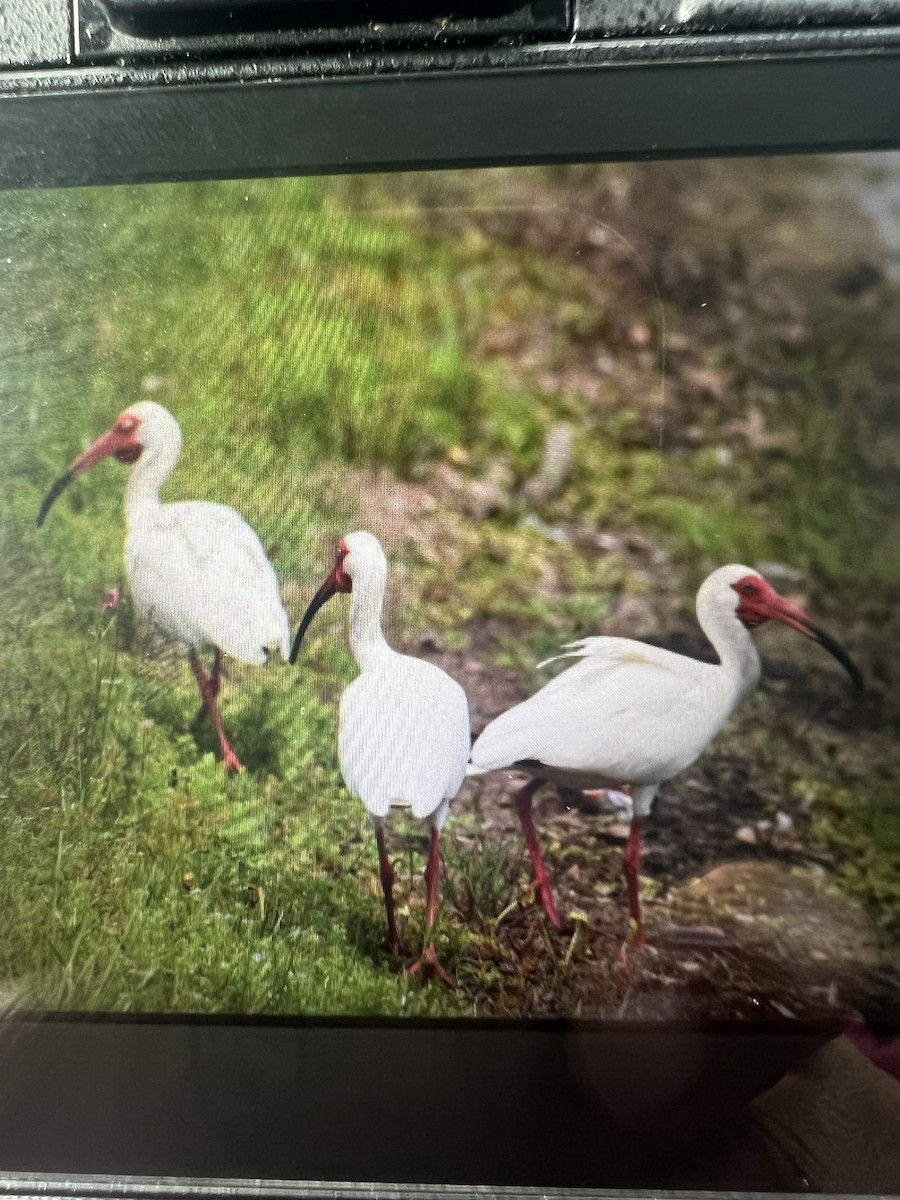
[469,563,861,943]
[292,531,469,984]
[39,400,290,772]
[127,498,290,665]
[339,652,469,824]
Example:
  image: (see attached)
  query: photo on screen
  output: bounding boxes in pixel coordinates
[0,157,897,1022]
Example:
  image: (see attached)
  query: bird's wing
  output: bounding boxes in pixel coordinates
[338,655,470,821]
[127,501,290,662]
[470,638,721,785]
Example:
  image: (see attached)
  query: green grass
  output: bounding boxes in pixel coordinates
[806,780,900,942]
[0,548,468,1015]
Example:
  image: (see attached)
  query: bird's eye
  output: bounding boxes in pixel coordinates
[741,582,757,596]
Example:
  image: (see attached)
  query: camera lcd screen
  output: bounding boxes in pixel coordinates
[0,155,896,1033]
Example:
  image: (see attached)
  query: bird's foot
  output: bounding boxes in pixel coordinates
[101,587,121,614]
[407,944,456,989]
[223,747,242,775]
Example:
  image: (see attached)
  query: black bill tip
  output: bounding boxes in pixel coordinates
[37,471,74,528]
[289,577,338,664]
[814,625,864,692]
[288,619,311,665]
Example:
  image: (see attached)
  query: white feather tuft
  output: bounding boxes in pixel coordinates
[536,638,604,670]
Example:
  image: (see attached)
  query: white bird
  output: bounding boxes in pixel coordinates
[290,531,470,985]
[468,563,861,945]
[38,401,290,773]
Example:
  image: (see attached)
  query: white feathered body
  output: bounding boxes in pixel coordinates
[469,635,759,793]
[339,645,470,826]
[126,499,291,664]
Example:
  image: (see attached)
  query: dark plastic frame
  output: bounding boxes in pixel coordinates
[1,38,900,188]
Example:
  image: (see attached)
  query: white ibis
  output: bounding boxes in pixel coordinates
[290,531,470,985]
[38,401,290,773]
[468,563,862,944]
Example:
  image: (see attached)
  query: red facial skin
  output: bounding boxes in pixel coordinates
[288,541,352,663]
[731,573,862,688]
[70,413,144,475]
[330,542,352,594]
[37,413,145,528]
[732,574,815,633]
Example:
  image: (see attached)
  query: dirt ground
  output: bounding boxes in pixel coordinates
[363,160,900,1023]
[409,636,878,1022]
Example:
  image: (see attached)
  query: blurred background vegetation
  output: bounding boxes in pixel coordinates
[0,160,898,1018]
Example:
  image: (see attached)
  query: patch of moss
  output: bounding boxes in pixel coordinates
[805,780,900,942]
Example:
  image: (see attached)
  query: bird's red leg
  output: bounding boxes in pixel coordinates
[408,828,456,988]
[515,779,561,929]
[188,648,242,774]
[192,648,222,728]
[210,647,224,701]
[621,815,647,955]
[376,826,402,955]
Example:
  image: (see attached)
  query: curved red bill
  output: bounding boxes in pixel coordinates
[769,594,863,690]
[37,428,142,528]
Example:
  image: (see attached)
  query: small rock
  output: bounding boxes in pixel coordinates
[672,862,876,980]
[522,513,569,543]
[593,532,623,554]
[628,320,652,347]
[775,811,794,833]
[594,353,615,375]
[523,423,574,505]
[736,825,759,846]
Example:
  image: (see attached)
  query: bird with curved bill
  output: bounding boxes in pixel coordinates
[37,401,290,774]
[468,563,863,950]
[291,531,470,986]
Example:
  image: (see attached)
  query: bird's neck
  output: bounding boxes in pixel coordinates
[349,580,390,670]
[698,603,762,711]
[124,447,179,526]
